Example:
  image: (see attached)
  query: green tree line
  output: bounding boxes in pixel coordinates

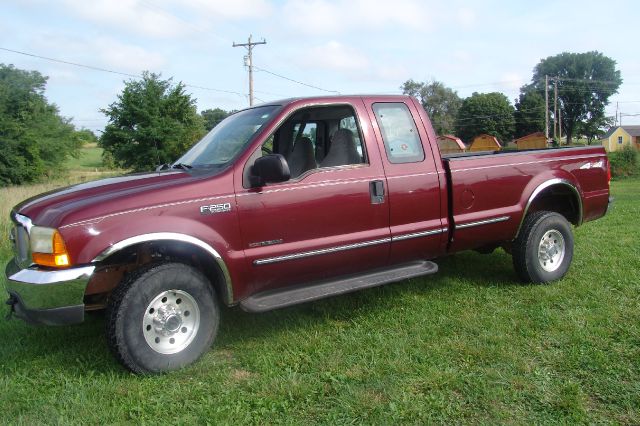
[0,64,85,185]
[0,51,622,184]
[403,51,622,144]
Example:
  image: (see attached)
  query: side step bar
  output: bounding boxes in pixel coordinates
[240,260,438,313]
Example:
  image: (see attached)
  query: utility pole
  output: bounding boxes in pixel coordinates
[615,101,619,126]
[558,107,562,142]
[232,34,266,106]
[545,75,549,141]
[553,77,558,140]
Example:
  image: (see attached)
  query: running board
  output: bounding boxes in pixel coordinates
[240,260,438,313]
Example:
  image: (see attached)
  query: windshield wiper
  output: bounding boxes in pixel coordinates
[171,163,193,170]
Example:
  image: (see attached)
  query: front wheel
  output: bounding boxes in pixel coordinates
[512,211,574,283]
[106,263,219,374]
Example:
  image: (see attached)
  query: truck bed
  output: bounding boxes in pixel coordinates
[442,145,610,252]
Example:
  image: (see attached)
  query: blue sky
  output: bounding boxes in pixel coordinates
[2,0,640,133]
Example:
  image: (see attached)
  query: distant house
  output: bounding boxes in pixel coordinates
[436,135,466,154]
[514,132,548,150]
[600,126,640,152]
[469,134,501,152]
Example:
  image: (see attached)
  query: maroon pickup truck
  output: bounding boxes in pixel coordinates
[5,95,611,373]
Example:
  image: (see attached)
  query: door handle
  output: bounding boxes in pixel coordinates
[370,180,385,204]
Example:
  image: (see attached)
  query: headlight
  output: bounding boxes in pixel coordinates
[30,226,71,267]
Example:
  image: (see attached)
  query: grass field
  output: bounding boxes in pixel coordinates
[65,143,105,171]
[0,175,638,424]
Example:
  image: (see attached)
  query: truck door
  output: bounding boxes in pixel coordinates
[364,97,445,264]
[234,100,390,295]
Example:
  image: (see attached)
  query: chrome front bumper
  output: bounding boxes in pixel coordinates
[4,258,95,325]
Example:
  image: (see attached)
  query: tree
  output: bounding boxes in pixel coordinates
[455,92,515,143]
[100,72,205,171]
[0,64,81,185]
[578,111,614,144]
[529,51,622,144]
[401,79,462,135]
[75,128,98,145]
[514,89,545,138]
[201,108,230,131]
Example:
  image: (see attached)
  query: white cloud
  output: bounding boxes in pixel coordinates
[60,0,272,39]
[375,64,410,82]
[499,72,525,92]
[302,41,369,72]
[30,33,167,74]
[94,38,166,73]
[452,49,473,63]
[282,0,432,36]
[178,0,273,20]
[62,0,190,38]
[456,7,476,28]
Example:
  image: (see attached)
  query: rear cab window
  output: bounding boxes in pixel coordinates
[372,103,425,164]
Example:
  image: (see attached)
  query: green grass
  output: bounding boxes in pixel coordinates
[0,180,638,424]
[65,143,105,171]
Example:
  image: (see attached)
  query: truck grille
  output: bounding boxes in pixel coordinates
[10,212,32,268]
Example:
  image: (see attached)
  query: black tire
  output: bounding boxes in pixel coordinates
[512,211,574,283]
[106,263,219,374]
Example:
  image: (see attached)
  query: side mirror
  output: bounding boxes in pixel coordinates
[249,154,291,187]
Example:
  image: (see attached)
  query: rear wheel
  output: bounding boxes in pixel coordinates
[512,211,574,283]
[106,263,219,374]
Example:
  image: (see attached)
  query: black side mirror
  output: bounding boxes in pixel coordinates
[250,154,291,187]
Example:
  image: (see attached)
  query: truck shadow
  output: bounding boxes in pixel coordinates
[216,250,521,347]
[0,250,521,376]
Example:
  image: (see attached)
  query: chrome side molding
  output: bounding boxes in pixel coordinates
[254,238,391,266]
[254,227,446,266]
[455,216,511,230]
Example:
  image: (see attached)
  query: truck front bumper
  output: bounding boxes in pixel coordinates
[3,258,95,325]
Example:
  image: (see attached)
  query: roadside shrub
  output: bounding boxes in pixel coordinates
[609,145,638,178]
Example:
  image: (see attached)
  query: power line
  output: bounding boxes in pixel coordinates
[135,2,334,101]
[254,65,339,94]
[0,46,246,97]
[138,0,228,43]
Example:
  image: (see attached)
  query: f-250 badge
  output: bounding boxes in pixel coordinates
[200,202,232,215]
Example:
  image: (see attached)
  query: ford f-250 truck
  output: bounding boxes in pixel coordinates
[4,95,611,373]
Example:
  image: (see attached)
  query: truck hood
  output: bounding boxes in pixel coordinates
[14,170,208,228]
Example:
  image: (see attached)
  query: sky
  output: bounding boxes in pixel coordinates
[2,0,640,133]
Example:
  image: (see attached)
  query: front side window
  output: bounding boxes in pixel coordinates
[618,136,623,144]
[372,102,425,164]
[177,105,280,168]
[256,105,366,180]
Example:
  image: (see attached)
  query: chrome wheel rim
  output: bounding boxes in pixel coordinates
[537,229,565,272]
[143,290,200,354]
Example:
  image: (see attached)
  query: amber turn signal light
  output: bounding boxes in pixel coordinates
[32,229,71,267]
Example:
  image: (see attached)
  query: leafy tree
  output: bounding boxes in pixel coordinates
[529,51,622,144]
[514,89,545,138]
[0,64,81,186]
[578,111,613,144]
[75,128,98,145]
[455,92,515,143]
[401,79,462,135]
[201,108,230,131]
[100,72,205,171]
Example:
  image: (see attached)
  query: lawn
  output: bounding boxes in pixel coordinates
[0,178,638,424]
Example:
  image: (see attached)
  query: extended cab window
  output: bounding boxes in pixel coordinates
[258,105,367,179]
[373,103,425,164]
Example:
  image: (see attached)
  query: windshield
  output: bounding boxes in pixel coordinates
[176,105,280,168]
